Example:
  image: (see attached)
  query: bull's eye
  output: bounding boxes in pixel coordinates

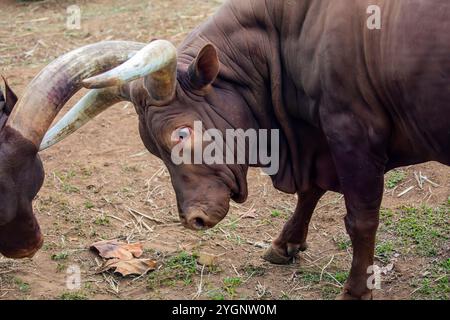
[175,127,191,143]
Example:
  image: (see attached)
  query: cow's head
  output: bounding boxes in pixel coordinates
[0,79,44,258]
[0,41,157,258]
[42,40,254,231]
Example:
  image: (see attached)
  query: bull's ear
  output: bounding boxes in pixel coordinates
[2,77,18,115]
[188,44,219,90]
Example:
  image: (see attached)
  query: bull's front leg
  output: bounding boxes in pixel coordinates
[336,174,383,300]
[263,186,325,264]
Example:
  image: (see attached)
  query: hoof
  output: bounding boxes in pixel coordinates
[287,242,308,256]
[336,290,373,300]
[263,246,294,265]
[299,242,308,252]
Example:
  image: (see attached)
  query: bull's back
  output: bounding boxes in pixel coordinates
[379,0,450,164]
[278,0,449,165]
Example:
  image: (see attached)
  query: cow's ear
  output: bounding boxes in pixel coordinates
[188,44,219,90]
[2,77,18,115]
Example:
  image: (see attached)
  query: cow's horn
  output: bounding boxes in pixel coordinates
[82,40,177,106]
[6,41,145,147]
[40,87,123,151]
[40,40,177,151]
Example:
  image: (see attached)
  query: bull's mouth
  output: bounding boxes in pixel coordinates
[0,214,44,259]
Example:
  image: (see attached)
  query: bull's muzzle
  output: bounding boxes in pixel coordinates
[0,232,43,259]
[180,208,216,231]
[0,216,44,259]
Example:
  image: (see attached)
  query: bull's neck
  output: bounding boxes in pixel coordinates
[177,0,309,131]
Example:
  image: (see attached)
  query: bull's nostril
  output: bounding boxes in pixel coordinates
[193,217,206,230]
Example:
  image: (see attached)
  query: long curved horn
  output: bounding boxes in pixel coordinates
[40,40,178,151]
[6,41,145,147]
[82,40,177,105]
[39,87,123,151]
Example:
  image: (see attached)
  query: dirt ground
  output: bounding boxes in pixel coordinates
[0,0,448,300]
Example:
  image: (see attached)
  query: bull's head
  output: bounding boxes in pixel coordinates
[0,78,44,259]
[42,40,253,231]
[0,41,171,258]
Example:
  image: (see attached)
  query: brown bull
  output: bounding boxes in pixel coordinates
[14,0,450,299]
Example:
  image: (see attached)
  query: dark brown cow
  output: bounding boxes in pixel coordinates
[40,0,450,299]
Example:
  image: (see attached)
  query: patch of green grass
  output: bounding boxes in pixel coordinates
[375,240,395,260]
[299,270,321,284]
[147,272,171,289]
[56,263,66,273]
[54,170,80,194]
[271,210,282,218]
[258,218,275,226]
[59,292,88,300]
[279,292,292,300]
[147,252,198,290]
[335,236,351,250]
[51,252,69,261]
[225,232,244,245]
[395,205,448,256]
[208,289,226,300]
[121,187,132,194]
[242,264,266,277]
[224,218,240,230]
[166,252,198,277]
[63,184,80,194]
[122,165,140,173]
[14,278,30,293]
[94,216,110,226]
[413,277,449,300]
[385,170,406,189]
[84,201,95,209]
[295,269,348,299]
[380,208,395,226]
[321,285,341,300]
[381,204,449,257]
[206,264,223,275]
[80,168,92,177]
[223,277,242,297]
[411,259,449,301]
[38,195,72,217]
[332,271,349,284]
[298,269,348,286]
[440,258,450,272]
[84,283,93,291]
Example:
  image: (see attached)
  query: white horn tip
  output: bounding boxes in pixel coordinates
[82,77,119,89]
[39,138,51,152]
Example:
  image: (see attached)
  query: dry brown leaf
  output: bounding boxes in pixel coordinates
[98,258,157,276]
[90,240,143,260]
[90,240,155,277]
